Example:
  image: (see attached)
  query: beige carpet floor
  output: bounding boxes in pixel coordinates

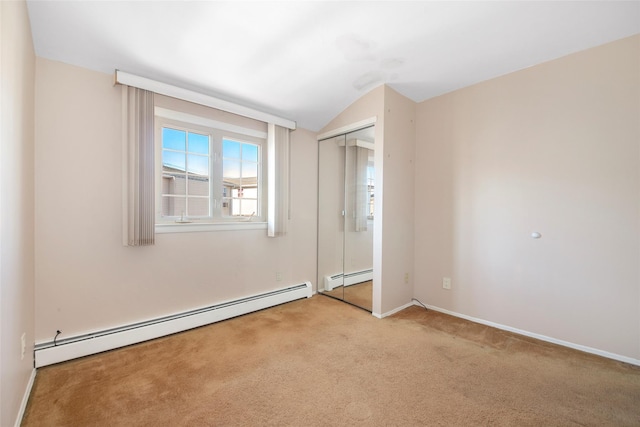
[23,295,640,426]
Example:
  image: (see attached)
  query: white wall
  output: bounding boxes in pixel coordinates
[415,35,640,361]
[34,58,317,343]
[0,0,36,425]
[380,86,415,315]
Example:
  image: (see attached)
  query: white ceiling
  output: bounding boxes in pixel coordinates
[26,1,640,131]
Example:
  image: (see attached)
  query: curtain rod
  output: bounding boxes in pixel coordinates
[115,70,296,130]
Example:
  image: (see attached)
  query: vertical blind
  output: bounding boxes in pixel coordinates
[267,124,290,237]
[354,146,370,232]
[124,86,155,246]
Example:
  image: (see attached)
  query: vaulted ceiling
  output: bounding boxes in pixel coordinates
[26,1,640,131]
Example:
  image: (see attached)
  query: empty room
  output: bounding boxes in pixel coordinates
[2,1,639,425]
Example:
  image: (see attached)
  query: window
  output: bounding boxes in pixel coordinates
[155,113,266,226]
[222,139,259,218]
[161,127,211,218]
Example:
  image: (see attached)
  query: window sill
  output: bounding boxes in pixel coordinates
[155,221,267,234]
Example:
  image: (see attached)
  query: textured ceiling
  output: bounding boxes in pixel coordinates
[26,1,640,131]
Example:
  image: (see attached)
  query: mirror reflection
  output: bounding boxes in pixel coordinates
[318,126,374,311]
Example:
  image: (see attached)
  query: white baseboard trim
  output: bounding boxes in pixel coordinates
[15,368,36,427]
[35,282,312,368]
[422,303,640,367]
[375,300,416,319]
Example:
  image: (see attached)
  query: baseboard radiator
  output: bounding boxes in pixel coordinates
[324,269,373,291]
[34,282,312,368]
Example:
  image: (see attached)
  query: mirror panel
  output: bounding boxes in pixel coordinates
[317,134,346,300]
[317,126,374,311]
[343,128,374,311]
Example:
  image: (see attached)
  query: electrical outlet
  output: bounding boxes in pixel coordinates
[276,272,282,281]
[404,273,409,284]
[21,333,26,360]
[442,277,452,290]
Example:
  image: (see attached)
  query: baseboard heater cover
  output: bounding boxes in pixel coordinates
[324,269,373,291]
[34,282,312,367]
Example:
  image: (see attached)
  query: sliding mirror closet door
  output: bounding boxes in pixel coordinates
[318,126,374,311]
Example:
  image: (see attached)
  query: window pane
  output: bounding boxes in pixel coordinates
[163,150,185,172]
[220,140,260,218]
[241,161,258,179]
[163,128,186,151]
[188,174,209,196]
[187,154,209,176]
[222,160,240,184]
[242,187,257,198]
[222,198,232,216]
[242,144,258,162]
[230,198,240,216]
[188,197,210,217]
[162,174,186,196]
[223,139,240,159]
[188,132,209,155]
[240,199,257,216]
[162,196,185,217]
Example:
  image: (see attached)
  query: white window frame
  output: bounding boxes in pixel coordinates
[154,109,267,233]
